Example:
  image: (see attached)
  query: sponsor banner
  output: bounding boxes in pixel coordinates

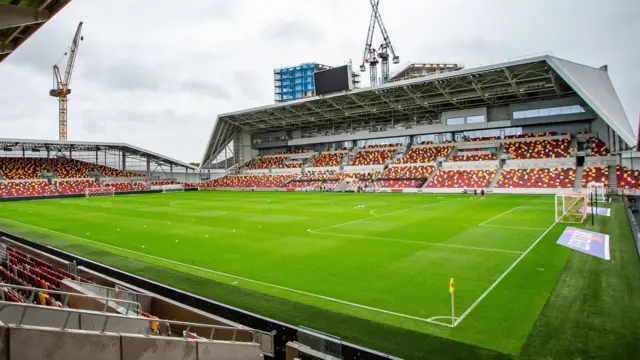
[557,227,610,260]
[579,206,611,217]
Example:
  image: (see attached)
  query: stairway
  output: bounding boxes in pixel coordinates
[574,166,584,190]
[334,179,351,192]
[488,168,504,190]
[421,168,439,188]
[51,181,62,195]
[608,165,618,191]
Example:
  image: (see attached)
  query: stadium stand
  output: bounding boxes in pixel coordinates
[0,181,57,198]
[582,166,609,188]
[351,149,397,166]
[496,168,576,189]
[278,162,304,169]
[94,164,143,177]
[50,158,96,178]
[205,175,295,188]
[247,157,287,170]
[55,180,100,194]
[397,146,453,164]
[449,153,497,162]
[381,165,434,179]
[504,132,557,139]
[617,165,640,190]
[0,158,49,180]
[149,180,181,186]
[502,138,571,159]
[425,169,496,188]
[372,179,424,188]
[104,182,147,192]
[589,138,609,156]
[311,152,346,167]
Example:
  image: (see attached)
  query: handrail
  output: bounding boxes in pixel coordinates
[0,301,275,356]
[0,284,142,314]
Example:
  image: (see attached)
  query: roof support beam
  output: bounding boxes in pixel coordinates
[0,4,50,30]
[549,70,562,96]
[503,68,524,99]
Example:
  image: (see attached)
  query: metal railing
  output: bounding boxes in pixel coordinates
[0,301,275,356]
[0,284,142,315]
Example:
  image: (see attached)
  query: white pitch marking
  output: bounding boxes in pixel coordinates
[479,224,548,231]
[369,209,378,216]
[478,206,522,226]
[0,217,449,327]
[311,199,456,233]
[313,231,523,255]
[453,221,557,327]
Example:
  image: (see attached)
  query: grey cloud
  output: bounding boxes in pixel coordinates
[180,79,231,100]
[262,21,324,43]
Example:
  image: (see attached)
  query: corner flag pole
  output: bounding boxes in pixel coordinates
[450,278,455,327]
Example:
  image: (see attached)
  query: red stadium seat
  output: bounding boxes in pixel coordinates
[425,169,496,188]
[496,168,575,188]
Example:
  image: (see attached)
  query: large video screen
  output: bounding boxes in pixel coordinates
[314,65,351,96]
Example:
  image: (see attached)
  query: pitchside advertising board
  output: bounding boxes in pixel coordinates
[313,65,353,96]
[556,227,610,260]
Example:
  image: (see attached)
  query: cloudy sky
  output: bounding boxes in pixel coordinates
[0,0,638,163]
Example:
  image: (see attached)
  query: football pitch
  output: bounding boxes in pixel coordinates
[0,191,636,359]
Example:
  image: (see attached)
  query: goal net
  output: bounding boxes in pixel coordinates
[85,187,115,198]
[161,184,185,193]
[585,182,606,203]
[555,191,588,223]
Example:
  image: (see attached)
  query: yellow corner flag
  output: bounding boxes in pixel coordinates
[449,278,455,293]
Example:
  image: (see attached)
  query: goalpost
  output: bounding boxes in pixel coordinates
[85,187,115,198]
[555,191,588,223]
[161,184,185,193]
[585,182,606,203]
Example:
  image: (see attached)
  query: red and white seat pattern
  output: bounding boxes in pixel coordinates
[351,149,396,166]
[246,157,287,170]
[204,175,295,188]
[617,166,640,190]
[381,166,434,179]
[0,181,56,198]
[425,170,495,188]
[0,158,49,180]
[55,180,100,194]
[503,139,571,159]
[581,167,609,188]
[496,168,575,189]
[449,153,496,162]
[311,153,345,167]
[589,138,609,157]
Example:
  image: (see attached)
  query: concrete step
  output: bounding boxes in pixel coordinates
[489,168,504,190]
[574,166,584,191]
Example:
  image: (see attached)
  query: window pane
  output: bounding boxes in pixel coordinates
[466,115,485,124]
[538,108,551,117]
[549,107,561,116]
[447,117,464,125]
[525,109,538,118]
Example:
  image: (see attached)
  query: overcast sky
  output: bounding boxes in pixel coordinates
[0,0,638,163]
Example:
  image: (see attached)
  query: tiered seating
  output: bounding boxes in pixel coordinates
[617,165,640,190]
[496,168,575,188]
[0,181,56,198]
[247,157,287,170]
[351,149,396,166]
[468,136,500,142]
[372,180,424,188]
[503,139,571,159]
[381,166,434,179]
[184,183,202,189]
[55,180,100,194]
[342,172,379,180]
[50,159,96,178]
[205,175,295,188]
[589,138,609,157]
[581,167,609,188]
[0,158,49,179]
[449,153,496,162]
[94,164,142,177]
[104,182,147,192]
[296,171,334,181]
[278,162,303,169]
[286,181,327,189]
[149,181,180,186]
[397,146,452,164]
[426,170,496,188]
[504,132,557,140]
[364,143,402,149]
[311,152,345,167]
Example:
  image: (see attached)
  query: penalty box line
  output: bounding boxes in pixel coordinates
[478,206,549,230]
[0,217,452,328]
[311,199,457,233]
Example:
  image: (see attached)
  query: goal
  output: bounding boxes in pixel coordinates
[555,191,588,223]
[161,184,185,193]
[585,182,606,203]
[85,187,115,198]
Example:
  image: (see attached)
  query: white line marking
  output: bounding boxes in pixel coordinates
[478,206,521,226]
[453,221,557,327]
[312,199,456,232]
[479,224,548,231]
[0,217,448,327]
[369,209,379,216]
[313,231,523,254]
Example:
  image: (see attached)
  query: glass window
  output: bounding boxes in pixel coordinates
[466,115,485,124]
[447,117,464,125]
[525,109,539,118]
[538,108,550,117]
[571,105,584,113]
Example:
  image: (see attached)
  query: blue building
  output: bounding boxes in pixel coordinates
[274,63,330,103]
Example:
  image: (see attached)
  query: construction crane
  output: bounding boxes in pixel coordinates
[50,22,83,142]
[360,0,399,86]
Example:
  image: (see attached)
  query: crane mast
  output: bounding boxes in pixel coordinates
[360,0,399,86]
[50,22,83,141]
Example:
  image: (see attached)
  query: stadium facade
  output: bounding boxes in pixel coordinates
[202,55,637,193]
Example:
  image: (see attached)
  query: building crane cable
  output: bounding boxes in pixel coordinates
[360,0,399,86]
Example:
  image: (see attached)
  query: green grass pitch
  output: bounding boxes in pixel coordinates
[0,192,637,359]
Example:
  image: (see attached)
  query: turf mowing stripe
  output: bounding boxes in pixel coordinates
[453,221,557,327]
[479,224,548,231]
[478,206,522,226]
[0,216,456,327]
[312,231,524,254]
[311,199,457,232]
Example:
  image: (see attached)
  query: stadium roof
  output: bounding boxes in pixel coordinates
[0,0,72,64]
[0,138,198,170]
[201,55,635,166]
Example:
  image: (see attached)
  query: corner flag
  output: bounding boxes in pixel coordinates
[449,278,455,293]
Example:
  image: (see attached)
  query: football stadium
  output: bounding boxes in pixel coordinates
[0,1,639,360]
